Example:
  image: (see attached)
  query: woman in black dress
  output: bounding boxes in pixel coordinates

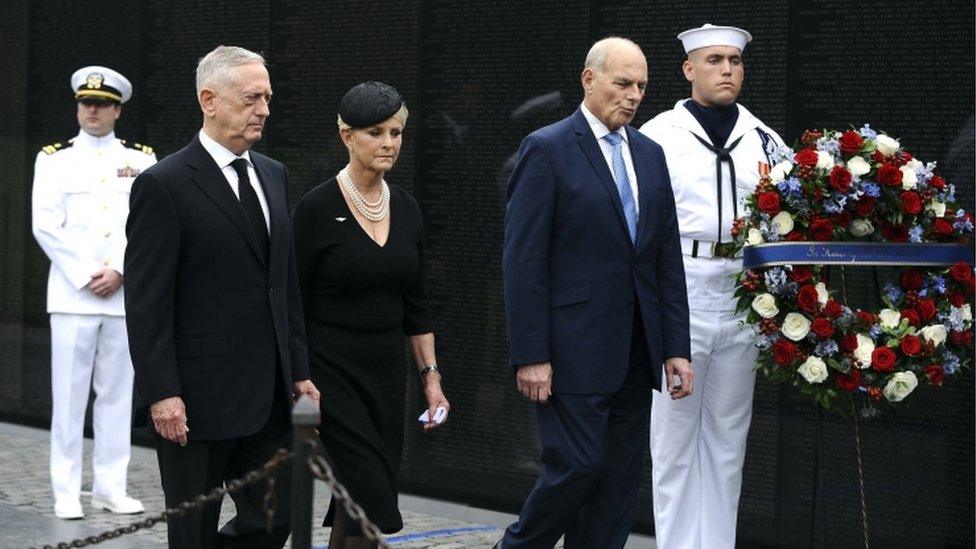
[292,82,450,548]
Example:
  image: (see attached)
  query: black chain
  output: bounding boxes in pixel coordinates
[34,449,292,549]
[305,440,389,548]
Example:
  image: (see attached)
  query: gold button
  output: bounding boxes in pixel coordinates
[104,231,111,238]
[102,259,110,266]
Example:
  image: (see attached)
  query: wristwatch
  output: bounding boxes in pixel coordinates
[419,364,440,379]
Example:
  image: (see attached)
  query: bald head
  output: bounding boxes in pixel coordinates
[581,37,648,130]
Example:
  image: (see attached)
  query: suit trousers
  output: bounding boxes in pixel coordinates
[49,313,134,506]
[650,304,757,549]
[502,308,652,549]
[154,370,292,549]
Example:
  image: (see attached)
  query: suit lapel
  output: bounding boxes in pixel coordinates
[252,154,282,271]
[627,126,655,250]
[572,110,629,237]
[185,136,266,266]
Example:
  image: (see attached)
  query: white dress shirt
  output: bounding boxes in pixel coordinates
[580,102,639,213]
[198,130,270,231]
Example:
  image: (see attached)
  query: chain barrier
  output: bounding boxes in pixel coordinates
[305,439,389,548]
[33,449,291,549]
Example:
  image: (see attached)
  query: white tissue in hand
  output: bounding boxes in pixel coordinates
[418,406,448,425]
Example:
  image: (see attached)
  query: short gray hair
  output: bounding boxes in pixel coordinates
[584,37,642,73]
[196,45,266,95]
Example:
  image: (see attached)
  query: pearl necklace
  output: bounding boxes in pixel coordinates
[338,167,390,222]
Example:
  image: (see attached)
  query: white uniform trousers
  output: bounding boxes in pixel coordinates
[650,262,758,549]
[50,313,134,505]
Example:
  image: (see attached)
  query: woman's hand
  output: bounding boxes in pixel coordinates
[422,374,450,431]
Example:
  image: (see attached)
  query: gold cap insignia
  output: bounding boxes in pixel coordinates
[85,73,104,90]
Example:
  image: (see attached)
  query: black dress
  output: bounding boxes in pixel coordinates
[293,178,433,534]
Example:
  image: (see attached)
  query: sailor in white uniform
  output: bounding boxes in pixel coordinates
[32,66,156,519]
[639,25,785,549]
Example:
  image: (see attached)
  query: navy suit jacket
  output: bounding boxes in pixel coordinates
[503,109,690,394]
[124,135,310,440]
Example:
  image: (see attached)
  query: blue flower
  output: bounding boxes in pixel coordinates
[769,144,795,164]
[814,339,839,357]
[908,225,924,243]
[943,351,961,375]
[817,137,840,158]
[777,177,803,196]
[869,325,883,339]
[884,282,903,304]
[859,124,878,139]
[928,275,947,295]
[954,219,974,233]
[764,268,790,296]
[860,181,881,198]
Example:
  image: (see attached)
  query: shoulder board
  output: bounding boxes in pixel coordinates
[40,138,74,155]
[121,139,154,156]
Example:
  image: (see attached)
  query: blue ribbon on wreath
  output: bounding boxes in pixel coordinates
[742,242,975,269]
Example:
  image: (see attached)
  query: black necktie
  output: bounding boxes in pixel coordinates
[692,133,743,244]
[231,158,269,263]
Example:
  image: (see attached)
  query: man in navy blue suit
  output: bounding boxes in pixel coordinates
[499,37,693,548]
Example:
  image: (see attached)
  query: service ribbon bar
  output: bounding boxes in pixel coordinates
[742,242,975,269]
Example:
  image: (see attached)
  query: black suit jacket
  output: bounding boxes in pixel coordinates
[124,134,310,440]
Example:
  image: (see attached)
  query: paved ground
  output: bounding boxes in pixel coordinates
[0,423,654,548]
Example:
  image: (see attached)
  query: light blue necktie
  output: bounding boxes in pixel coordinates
[604,132,638,245]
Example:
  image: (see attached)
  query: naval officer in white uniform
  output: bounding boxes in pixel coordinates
[32,66,156,519]
[639,25,785,549]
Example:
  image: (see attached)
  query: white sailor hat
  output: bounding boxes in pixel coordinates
[677,24,752,54]
[70,66,132,104]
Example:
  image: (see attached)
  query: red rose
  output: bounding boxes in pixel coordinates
[871,347,897,372]
[810,219,835,241]
[900,191,922,215]
[900,269,923,291]
[786,231,806,242]
[840,333,859,352]
[949,291,966,307]
[838,131,864,156]
[871,150,885,163]
[923,364,944,385]
[929,175,946,189]
[772,339,798,367]
[899,335,922,356]
[916,299,937,321]
[835,369,862,392]
[932,218,954,238]
[951,330,973,347]
[832,212,852,229]
[829,166,853,193]
[794,148,819,167]
[900,308,920,327]
[797,285,821,312]
[949,261,973,283]
[789,266,814,283]
[811,317,835,339]
[757,192,781,215]
[883,224,909,242]
[857,310,878,325]
[824,300,843,318]
[855,197,876,216]
[878,164,903,186]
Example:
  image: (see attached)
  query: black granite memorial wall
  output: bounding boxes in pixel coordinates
[1,1,971,545]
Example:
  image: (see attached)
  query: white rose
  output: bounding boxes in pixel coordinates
[849,219,875,237]
[900,166,917,189]
[816,150,835,171]
[853,333,875,368]
[772,211,794,235]
[769,160,793,183]
[815,282,829,306]
[918,325,948,347]
[906,158,923,170]
[960,304,973,322]
[875,134,900,157]
[926,201,947,217]
[883,371,918,402]
[797,356,829,384]
[846,155,871,177]
[746,228,764,246]
[879,308,902,329]
[782,312,812,341]
[752,293,779,319]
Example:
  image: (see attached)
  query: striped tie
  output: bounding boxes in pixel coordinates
[604,132,638,245]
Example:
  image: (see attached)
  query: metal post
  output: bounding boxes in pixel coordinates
[291,395,320,549]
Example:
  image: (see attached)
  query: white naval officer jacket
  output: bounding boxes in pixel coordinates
[640,100,784,309]
[32,130,156,316]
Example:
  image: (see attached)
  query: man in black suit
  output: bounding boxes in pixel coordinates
[124,45,319,548]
